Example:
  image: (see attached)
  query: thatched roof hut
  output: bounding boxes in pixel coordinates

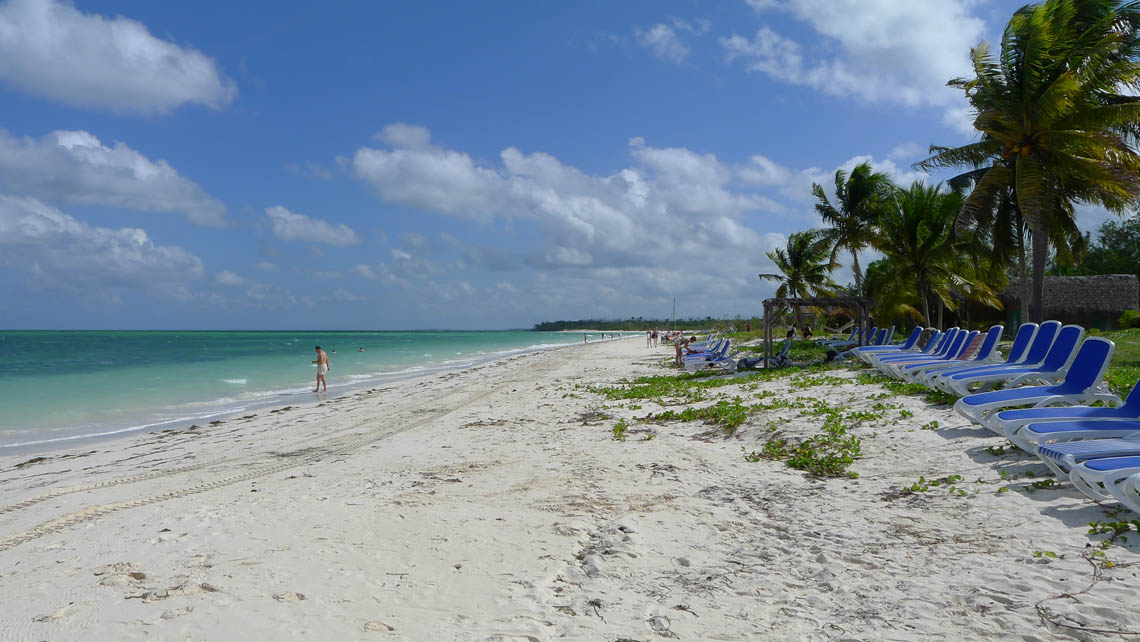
[1001,274,1139,326]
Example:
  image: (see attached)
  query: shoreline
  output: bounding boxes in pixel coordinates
[2,338,1138,639]
[0,334,638,455]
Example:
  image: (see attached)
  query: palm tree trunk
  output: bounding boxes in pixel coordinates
[1031,220,1048,323]
[851,249,863,297]
[937,299,944,330]
[921,287,931,327]
[1018,232,1030,324]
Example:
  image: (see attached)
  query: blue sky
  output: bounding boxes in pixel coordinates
[0,0,1107,330]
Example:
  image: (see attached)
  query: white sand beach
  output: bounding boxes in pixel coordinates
[2,339,1139,641]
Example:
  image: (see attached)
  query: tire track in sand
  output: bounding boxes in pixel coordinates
[0,358,555,552]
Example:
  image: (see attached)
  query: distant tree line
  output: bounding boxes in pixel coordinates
[533,317,760,332]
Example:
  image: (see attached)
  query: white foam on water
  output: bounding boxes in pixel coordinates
[0,332,594,451]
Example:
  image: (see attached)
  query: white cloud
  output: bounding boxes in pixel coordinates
[401,232,430,250]
[265,205,359,247]
[0,0,236,114]
[737,153,792,186]
[634,23,690,63]
[242,282,300,306]
[352,264,378,280]
[347,124,793,311]
[745,0,781,10]
[941,105,978,137]
[284,161,334,180]
[887,141,925,162]
[672,17,711,35]
[329,288,365,302]
[0,194,205,292]
[722,0,986,124]
[374,123,433,149]
[343,126,966,321]
[255,261,277,272]
[0,129,227,226]
[215,270,246,286]
[780,154,929,205]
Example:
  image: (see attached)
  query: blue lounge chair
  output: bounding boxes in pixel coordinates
[867,329,944,368]
[818,326,858,349]
[771,338,793,366]
[1117,472,1140,515]
[1038,438,1140,475]
[1068,455,1140,506]
[890,330,982,381]
[903,326,1005,383]
[881,329,970,378]
[855,327,924,364]
[683,339,731,371]
[873,328,959,373]
[1015,419,1140,456]
[930,321,1059,394]
[877,326,895,345]
[953,337,1117,430]
[924,323,1036,389]
[941,323,1082,397]
[989,383,1139,439]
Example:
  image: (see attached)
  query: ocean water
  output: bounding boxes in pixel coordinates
[0,330,620,449]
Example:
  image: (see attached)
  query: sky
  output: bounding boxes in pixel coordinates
[0,0,1117,330]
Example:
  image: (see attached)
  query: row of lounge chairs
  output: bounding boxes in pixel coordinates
[859,322,1140,514]
[681,337,736,372]
[819,326,895,351]
[686,325,896,373]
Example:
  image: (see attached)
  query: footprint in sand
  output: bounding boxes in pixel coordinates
[161,606,193,620]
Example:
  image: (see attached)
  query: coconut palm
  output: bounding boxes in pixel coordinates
[948,181,1084,321]
[919,0,1140,322]
[759,230,838,326]
[812,162,894,297]
[874,183,1001,327]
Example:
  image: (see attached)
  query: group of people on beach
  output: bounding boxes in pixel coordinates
[646,329,686,347]
[584,332,622,343]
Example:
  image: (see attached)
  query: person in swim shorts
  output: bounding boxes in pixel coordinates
[313,345,330,392]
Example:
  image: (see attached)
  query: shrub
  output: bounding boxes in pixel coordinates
[1120,309,1140,329]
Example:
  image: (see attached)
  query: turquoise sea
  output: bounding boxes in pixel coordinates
[0,330,620,449]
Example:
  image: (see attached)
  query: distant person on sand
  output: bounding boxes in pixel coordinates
[313,346,330,392]
[584,332,588,344]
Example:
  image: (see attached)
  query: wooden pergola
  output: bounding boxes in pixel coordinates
[761,296,875,367]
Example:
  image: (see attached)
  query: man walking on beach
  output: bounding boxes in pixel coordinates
[313,346,330,392]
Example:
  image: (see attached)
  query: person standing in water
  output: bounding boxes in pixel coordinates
[313,345,330,392]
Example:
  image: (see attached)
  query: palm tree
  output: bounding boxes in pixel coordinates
[874,183,1001,327]
[947,181,1084,322]
[812,162,894,297]
[919,0,1140,322]
[759,230,838,326]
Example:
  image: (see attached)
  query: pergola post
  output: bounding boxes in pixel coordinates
[761,296,876,365]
